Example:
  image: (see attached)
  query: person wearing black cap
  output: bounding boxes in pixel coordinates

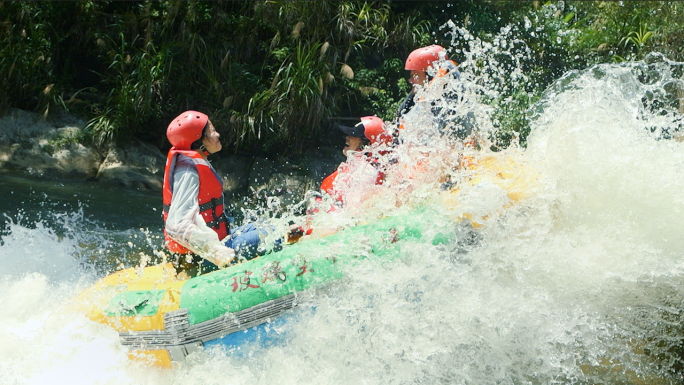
[339,120,369,155]
[286,117,394,244]
[320,116,393,201]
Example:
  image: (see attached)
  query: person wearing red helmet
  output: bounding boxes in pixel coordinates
[397,44,476,144]
[404,45,453,87]
[287,116,394,244]
[163,110,276,276]
[397,45,458,117]
[323,116,392,202]
[340,116,393,153]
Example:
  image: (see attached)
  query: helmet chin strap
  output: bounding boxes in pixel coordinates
[199,145,210,156]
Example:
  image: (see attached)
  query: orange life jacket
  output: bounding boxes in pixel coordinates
[162,148,230,254]
[320,170,339,199]
[321,157,385,203]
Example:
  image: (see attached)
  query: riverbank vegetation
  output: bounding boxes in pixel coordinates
[1,1,683,155]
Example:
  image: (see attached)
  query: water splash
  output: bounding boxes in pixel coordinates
[3,21,684,385]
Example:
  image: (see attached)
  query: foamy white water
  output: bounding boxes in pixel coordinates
[2,30,684,385]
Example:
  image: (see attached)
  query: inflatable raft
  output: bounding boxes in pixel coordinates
[75,213,426,367]
[74,154,536,368]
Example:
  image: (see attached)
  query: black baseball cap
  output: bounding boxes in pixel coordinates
[338,121,366,138]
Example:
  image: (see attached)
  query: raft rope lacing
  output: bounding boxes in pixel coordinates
[118,293,298,361]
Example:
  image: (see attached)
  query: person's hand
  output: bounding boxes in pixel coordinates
[216,247,236,268]
[286,224,305,244]
[207,244,235,268]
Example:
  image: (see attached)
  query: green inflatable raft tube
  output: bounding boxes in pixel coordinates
[74,207,460,368]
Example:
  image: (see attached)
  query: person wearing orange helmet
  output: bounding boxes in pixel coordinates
[162,111,277,276]
[321,116,393,203]
[396,44,476,145]
[287,116,394,243]
[397,44,459,118]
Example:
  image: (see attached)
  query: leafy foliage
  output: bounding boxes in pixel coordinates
[3,1,684,154]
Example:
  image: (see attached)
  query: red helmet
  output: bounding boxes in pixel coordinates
[167,111,208,149]
[360,116,392,145]
[405,45,448,71]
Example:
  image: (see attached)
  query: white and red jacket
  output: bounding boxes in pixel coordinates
[162,148,230,256]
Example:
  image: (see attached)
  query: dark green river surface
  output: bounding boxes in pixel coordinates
[0,172,163,272]
[0,172,161,230]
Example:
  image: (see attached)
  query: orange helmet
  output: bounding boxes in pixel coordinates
[167,111,208,149]
[360,116,392,145]
[405,45,448,71]
[339,116,392,146]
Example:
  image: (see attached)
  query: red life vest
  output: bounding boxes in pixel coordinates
[320,170,341,201]
[320,154,385,203]
[162,148,230,254]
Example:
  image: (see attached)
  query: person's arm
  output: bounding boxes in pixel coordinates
[165,163,234,267]
[396,91,416,119]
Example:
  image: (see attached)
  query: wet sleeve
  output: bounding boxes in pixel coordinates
[396,92,416,119]
[164,165,232,262]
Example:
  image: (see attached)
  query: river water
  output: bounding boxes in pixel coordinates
[2,30,684,385]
